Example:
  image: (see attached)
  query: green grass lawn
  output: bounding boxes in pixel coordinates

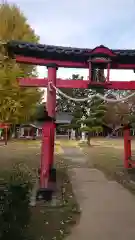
[0,141,80,240]
[80,138,135,194]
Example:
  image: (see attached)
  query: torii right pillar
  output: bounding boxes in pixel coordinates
[123,124,132,169]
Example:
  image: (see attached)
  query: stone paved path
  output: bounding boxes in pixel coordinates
[62,145,135,240]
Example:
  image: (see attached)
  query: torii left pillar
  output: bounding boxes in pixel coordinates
[39,64,57,197]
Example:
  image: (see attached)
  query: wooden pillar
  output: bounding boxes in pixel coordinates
[46,64,57,117]
[40,64,57,189]
[124,125,131,169]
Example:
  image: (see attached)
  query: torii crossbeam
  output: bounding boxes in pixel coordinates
[6,41,135,200]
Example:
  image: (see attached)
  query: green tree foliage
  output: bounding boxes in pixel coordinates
[80,96,106,144]
[125,92,135,128]
[56,74,91,135]
[0,166,32,240]
[56,73,107,139]
[34,102,50,122]
[81,69,107,139]
[103,91,132,132]
[56,71,135,138]
[56,74,90,114]
[0,3,43,124]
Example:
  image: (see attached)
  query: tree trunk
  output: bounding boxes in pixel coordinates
[87,132,91,146]
[4,127,8,145]
[12,124,16,138]
[75,129,79,140]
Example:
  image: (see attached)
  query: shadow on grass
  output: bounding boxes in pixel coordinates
[0,166,32,240]
[30,167,80,240]
[0,157,80,240]
[80,143,135,196]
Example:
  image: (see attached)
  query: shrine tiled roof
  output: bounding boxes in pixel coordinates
[6,40,135,62]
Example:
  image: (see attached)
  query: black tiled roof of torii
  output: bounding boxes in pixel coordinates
[6,40,135,59]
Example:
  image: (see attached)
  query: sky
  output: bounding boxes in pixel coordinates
[5,0,135,99]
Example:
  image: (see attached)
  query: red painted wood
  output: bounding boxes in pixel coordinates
[40,122,51,188]
[106,63,111,82]
[46,67,57,117]
[16,55,88,68]
[124,128,132,169]
[107,81,135,90]
[118,64,135,69]
[40,122,56,188]
[0,123,9,128]
[46,67,57,179]
[18,78,89,88]
[128,160,135,167]
[89,46,116,57]
[16,55,135,69]
[40,67,57,189]
[18,77,135,90]
[18,78,48,87]
[91,58,110,63]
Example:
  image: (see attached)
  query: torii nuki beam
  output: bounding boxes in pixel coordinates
[18,77,135,90]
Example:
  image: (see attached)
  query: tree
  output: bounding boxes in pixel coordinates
[56,74,92,138]
[104,91,131,133]
[80,96,106,145]
[56,74,90,113]
[56,72,107,139]
[34,102,50,122]
[77,69,107,144]
[126,92,135,128]
[56,71,135,139]
[0,3,43,125]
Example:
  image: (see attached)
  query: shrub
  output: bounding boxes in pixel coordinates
[0,166,32,240]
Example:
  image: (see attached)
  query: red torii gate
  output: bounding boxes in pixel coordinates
[6,41,135,199]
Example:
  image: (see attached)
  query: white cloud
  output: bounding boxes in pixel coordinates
[7,0,135,100]
[8,0,135,47]
[31,0,135,82]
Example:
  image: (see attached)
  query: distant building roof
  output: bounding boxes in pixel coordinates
[21,112,73,129]
[56,112,73,124]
